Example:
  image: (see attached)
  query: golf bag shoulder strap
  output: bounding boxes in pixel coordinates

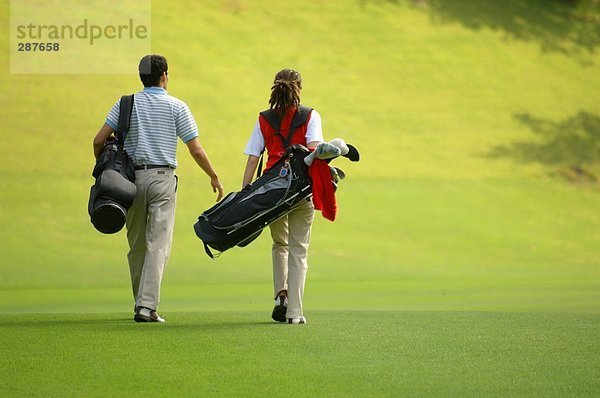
[256,105,312,179]
[117,94,134,145]
[259,108,281,133]
[113,94,134,174]
[290,105,313,135]
[256,151,265,180]
[259,105,313,147]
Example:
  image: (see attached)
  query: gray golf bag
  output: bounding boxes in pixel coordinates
[88,95,136,234]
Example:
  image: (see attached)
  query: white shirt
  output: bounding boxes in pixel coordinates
[244,110,324,157]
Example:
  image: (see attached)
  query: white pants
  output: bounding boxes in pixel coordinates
[269,199,315,319]
[126,168,177,311]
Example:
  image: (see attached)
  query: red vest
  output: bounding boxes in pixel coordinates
[259,107,312,170]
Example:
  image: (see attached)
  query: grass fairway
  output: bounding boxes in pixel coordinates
[0,0,599,396]
[1,311,599,397]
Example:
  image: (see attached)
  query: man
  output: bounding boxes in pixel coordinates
[93,54,223,323]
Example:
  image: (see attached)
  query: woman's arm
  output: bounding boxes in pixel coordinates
[242,155,260,188]
[307,141,321,150]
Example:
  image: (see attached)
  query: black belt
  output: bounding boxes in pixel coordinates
[134,164,171,170]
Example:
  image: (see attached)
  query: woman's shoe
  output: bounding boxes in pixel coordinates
[271,295,287,322]
[287,316,307,325]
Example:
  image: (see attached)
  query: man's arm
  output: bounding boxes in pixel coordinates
[93,123,114,159]
[186,137,224,202]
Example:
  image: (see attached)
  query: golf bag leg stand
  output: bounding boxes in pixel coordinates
[204,242,220,259]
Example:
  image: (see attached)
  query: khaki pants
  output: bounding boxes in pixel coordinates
[126,168,177,311]
[270,199,315,319]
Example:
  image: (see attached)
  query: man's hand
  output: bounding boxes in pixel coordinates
[186,138,224,201]
[211,177,224,202]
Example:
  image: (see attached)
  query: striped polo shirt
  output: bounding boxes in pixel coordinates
[105,86,199,168]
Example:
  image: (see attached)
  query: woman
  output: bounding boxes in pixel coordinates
[242,69,324,325]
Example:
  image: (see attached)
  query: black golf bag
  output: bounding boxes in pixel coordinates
[88,95,137,234]
[194,144,312,258]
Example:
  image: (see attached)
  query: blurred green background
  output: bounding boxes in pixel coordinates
[0,0,598,314]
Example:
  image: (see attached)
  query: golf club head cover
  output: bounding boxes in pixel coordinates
[344,144,360,162]
[304,141,342,166]
[328,138,349,156]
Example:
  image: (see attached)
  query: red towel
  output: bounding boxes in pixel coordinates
[309,159,337,221]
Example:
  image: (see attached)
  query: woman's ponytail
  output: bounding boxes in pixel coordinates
[269,69,302,117]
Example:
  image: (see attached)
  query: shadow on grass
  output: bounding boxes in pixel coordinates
[0,314,278,331]
[361,0,600,57]
[0,316,130,329]
[428,0,599,56]
[488,111,600,183]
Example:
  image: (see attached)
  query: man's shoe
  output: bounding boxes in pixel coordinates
[287,316,307,325]
[271,295,287,323]
[134,307,165,323]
